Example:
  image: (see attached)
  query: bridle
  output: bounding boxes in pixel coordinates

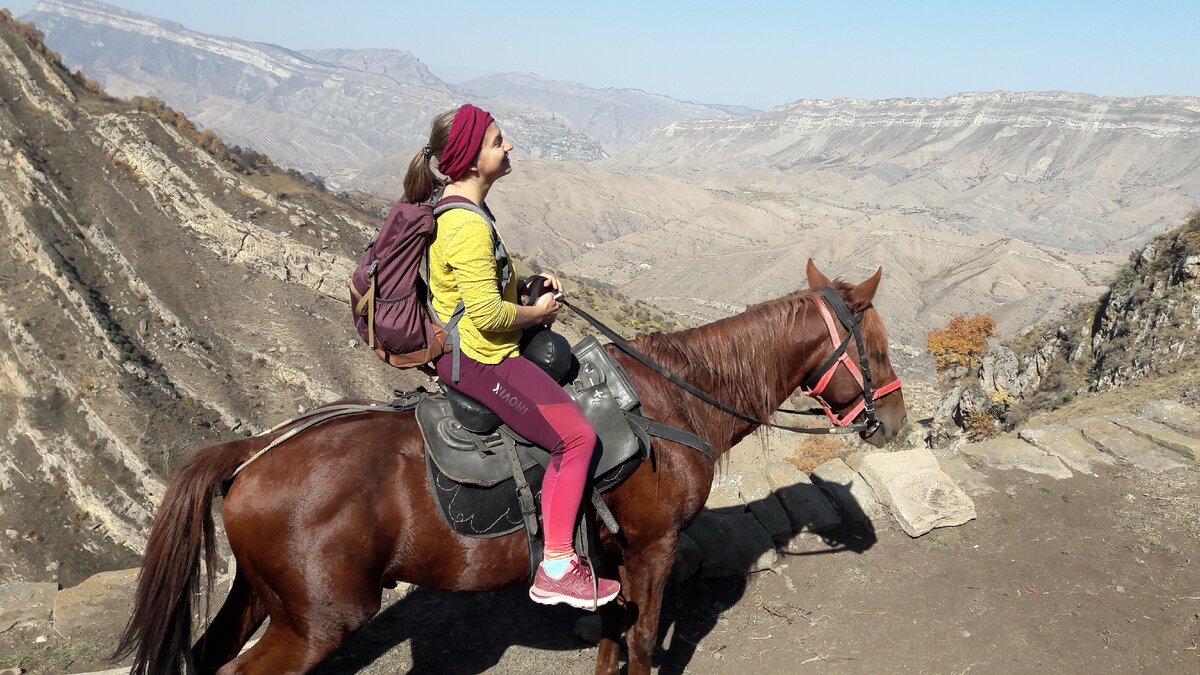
[556,284,901,437]
[792,288,903,435]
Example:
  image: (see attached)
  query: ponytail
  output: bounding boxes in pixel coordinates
[402,108,457,203]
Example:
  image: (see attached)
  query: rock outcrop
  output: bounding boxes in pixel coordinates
[932,212,1200,439]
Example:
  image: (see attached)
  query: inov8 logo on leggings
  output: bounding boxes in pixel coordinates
[492,383,530,415]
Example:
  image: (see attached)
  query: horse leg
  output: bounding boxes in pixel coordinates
[213,581,379,675]
[211,542,382,675]
[192,570,267,674]
[616,540,677,675]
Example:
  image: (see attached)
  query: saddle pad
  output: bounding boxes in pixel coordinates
[425,449,546,538]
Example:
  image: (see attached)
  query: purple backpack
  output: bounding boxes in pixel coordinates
[349,195,488,370]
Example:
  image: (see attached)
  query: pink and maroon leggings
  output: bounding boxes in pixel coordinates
[437,352,596,555]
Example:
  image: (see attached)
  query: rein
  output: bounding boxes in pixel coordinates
[559,288,901,436]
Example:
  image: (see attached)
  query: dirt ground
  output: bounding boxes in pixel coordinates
[4,454,1197,674]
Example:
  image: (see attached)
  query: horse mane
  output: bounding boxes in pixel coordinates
[629,281,889,447]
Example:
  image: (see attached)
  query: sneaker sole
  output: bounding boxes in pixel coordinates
[528,586,620,610]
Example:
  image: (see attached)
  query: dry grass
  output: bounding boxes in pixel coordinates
[784,434,847,473]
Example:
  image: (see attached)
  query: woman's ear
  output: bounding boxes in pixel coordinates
[847,267,883,312]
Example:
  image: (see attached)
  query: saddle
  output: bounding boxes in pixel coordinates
[415,334,649,541]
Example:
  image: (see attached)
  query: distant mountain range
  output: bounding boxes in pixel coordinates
[22,0,750,183]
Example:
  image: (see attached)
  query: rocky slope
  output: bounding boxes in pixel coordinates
[933,212,1200,436]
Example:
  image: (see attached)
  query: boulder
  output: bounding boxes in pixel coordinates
[0,581,58,632]
[1019,424,1116,473]
[685,511,777,578]
[953,387,992,428]
[858,449,976,537]
[1079,419,1187,473]
[810,458,886,525]
[763,462,842,534]
[958,436,1072,479]
[1109,412,1200,461]
[53,568,139,639]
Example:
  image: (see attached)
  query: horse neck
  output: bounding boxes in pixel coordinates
[636,293,829,457]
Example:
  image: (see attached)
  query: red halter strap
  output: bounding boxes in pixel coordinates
[801,297,903,427]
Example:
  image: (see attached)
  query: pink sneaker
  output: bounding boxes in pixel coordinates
[529,557,620,610]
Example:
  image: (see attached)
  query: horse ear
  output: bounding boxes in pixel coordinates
[847,267,883,312]
[806,258,833,290]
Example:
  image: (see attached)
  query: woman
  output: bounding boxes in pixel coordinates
[402,103,620,609]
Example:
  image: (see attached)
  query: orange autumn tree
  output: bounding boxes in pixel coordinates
[926,313,998,375]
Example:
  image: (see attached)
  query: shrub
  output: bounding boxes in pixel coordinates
[927,314,998,375]
[964,410,999,441]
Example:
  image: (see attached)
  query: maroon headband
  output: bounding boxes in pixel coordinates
[439,104,495,181]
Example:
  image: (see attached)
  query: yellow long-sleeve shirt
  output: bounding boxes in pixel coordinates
[428,208,521,364]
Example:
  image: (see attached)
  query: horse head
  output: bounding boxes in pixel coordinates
[801,259,908,447]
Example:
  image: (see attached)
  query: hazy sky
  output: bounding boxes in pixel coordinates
[9,0,1200,110]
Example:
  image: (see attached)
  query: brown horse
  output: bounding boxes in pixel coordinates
[115,260,907,675]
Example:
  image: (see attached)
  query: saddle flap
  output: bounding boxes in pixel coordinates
[573,384,641,478]
[572,336,640,411]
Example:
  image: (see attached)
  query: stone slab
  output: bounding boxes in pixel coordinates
[0,581,57,632]
[936,455,997,496]
[1141,399,1200,437]
[53,568,139,639]
[959,436,1072,479]
[1019,424,1116,473]
[1079,419,1187,473]
[810,458,886,525]
[704,477,746,512]
[1107,412,1200,462]
[685,511,778,578]
[858,449,976,537]
[763,462,842,534]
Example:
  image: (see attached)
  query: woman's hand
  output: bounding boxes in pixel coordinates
[534,291,559,327]
[537,273,563,295]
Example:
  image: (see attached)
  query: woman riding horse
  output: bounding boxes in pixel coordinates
[114,153,907,675]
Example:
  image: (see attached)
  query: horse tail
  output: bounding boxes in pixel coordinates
[112,437,253,675]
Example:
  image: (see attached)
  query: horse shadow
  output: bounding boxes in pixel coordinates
[310,478,877,674]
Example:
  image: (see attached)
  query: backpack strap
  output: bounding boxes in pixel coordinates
[433,199,513,293]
